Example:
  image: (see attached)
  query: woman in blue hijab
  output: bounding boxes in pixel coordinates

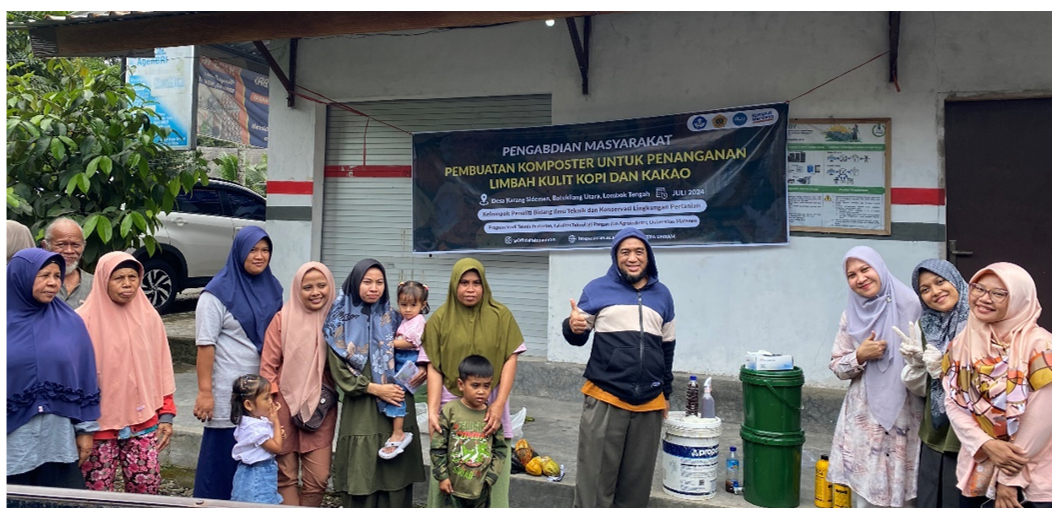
[6,248,100,488]
[323,258,426,507]
[191,226,284,500]
[897,259,969,507]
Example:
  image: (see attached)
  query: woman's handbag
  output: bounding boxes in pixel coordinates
[291,384,337,432]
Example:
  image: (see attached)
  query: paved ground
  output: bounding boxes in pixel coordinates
[159,307,837,508]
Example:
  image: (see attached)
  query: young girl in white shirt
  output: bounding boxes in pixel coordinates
[229,374,284,504]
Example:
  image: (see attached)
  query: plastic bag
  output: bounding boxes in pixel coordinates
[415,404,527,437]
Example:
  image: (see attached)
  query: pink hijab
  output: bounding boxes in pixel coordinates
[279,262,336,422]
[77,252,176,431]
[945,262,1052,439]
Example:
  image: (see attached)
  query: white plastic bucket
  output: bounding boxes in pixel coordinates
[661,413,722,501]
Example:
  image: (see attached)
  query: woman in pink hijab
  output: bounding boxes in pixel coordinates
[259,262,338,506]
[76,252,176,493]
[944,262,1052,508]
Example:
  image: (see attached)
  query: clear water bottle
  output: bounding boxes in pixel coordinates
[726,446,740,493]
[685,375,699,417]
[701,376,716,418]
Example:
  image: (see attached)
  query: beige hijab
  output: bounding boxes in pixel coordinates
[76,252,176,430]
[280,262,336,422]
[7,220,35,261]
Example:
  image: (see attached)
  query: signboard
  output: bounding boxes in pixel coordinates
[197,57,269,148]
[412,102,789,253]
[127,46,197,149]
[786,119,891,234]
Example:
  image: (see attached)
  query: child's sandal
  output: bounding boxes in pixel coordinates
[378,432,414,460]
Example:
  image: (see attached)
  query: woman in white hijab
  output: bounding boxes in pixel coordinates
[826,246,923,507]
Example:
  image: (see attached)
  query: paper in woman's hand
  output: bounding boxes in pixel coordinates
[393,360,421,394]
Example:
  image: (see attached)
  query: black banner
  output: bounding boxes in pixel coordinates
[412,102,789,253]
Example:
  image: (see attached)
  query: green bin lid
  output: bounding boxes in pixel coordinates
[739,365,805,387]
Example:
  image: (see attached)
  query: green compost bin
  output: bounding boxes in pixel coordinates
[739,366,804,433]
[740,425,805,508]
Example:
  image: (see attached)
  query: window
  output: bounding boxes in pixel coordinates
[175,188,224,216]
[227,190,266,221]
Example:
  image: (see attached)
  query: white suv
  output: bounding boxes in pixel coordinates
[133,179,266,312]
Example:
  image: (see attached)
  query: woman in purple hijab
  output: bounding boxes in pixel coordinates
[825,246,923,507]
[191,226,284,500]
[7,248,100,488]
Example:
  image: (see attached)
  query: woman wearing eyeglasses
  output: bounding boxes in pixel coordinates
[943,263,1052,508]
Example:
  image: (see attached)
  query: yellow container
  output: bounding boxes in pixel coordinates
[832,483,851,508]
[814,455,832,508]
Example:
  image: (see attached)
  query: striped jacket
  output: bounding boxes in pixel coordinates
[562,228,676,406]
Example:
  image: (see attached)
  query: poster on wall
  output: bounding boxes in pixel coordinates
[197,57,269,148]
[126,46,197,149]
[786,119,891,235]
[411,102,789,253]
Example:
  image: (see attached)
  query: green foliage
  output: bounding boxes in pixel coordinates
[210,152,267,197]
[213,153,240,182]
[6,57,209,268]
[245,154,267,197]
[197,134,239,148]
[7,11,114,83]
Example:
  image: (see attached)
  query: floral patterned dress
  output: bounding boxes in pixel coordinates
[826,312,924,507]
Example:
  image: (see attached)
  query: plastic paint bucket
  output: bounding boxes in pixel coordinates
[661,413,722,501]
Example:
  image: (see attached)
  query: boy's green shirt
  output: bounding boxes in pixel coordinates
[429,400,508,500]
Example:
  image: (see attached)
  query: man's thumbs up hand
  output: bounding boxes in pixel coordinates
[569,298,588,335]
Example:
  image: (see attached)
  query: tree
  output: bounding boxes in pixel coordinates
[7,56,209,267]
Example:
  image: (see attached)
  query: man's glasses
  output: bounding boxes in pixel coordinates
[969,283,1009,303]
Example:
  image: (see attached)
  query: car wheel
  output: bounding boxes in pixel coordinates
[141,259,179,313]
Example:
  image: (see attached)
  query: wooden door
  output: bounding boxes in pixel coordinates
[945,98,1051,330]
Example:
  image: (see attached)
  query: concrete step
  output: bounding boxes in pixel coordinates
[166,314,846,435]
[510,355,844,436]
[161,312,841,507]
[162,373,832,507]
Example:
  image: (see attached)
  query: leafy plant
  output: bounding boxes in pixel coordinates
[211,151,267,197]
[6,57,209,268]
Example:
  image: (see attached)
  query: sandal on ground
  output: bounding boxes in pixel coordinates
[378,432,414,460]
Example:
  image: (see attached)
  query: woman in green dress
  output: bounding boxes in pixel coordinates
[324,258,426,507]
[423,258,525,508]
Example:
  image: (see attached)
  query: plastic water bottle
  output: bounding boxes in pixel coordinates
[726,446,740,493]
[700,376,716,418]
[685,375,699,417]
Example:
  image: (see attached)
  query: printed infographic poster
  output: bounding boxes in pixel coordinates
[786,119,891,235]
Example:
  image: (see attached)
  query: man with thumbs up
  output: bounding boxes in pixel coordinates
[561,227,676,508]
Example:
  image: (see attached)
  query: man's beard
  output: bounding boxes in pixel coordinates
[622,269,647,285]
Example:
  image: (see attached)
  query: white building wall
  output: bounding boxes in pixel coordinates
[264,12,1051,386]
